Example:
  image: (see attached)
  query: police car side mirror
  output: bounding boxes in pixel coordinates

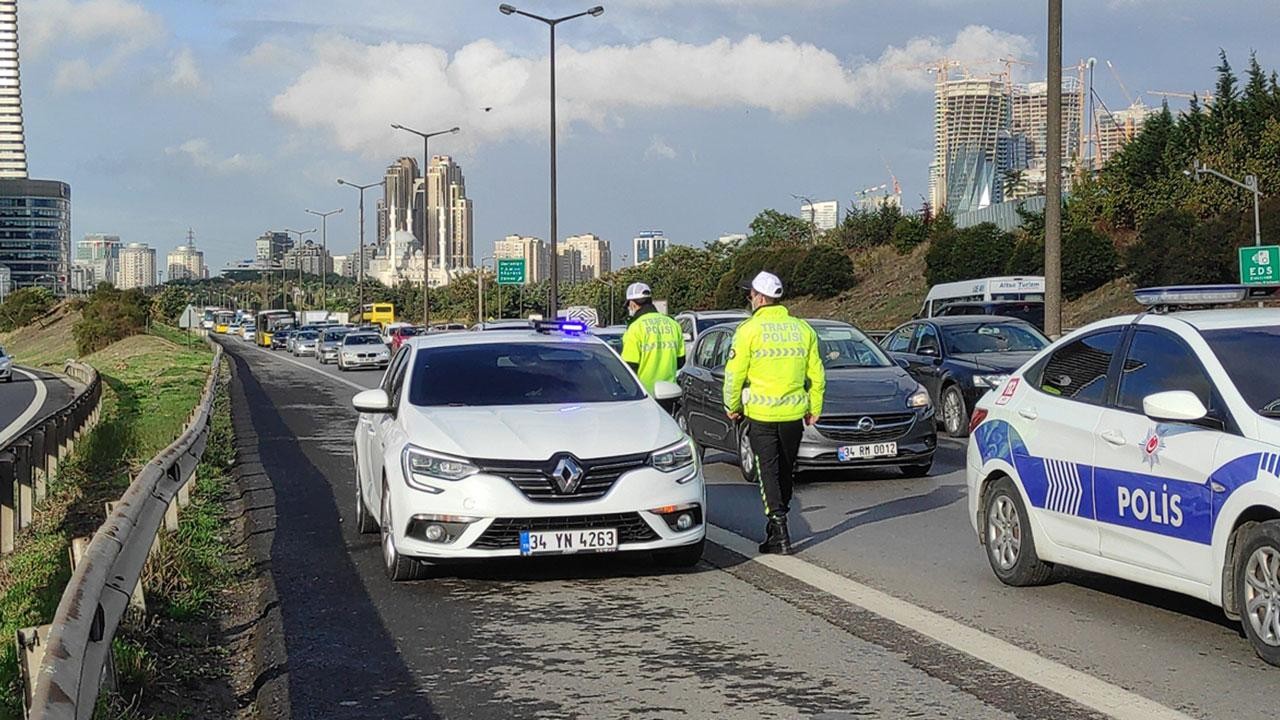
[1143,391,1208,423]
[653,381,683,401]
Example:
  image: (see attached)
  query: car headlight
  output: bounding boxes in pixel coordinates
[907,386,931,408]
[974,374,1009,389]
[402,445,478,492]
[649,438,695,474]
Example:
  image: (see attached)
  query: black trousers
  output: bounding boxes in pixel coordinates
[747,418,803,518]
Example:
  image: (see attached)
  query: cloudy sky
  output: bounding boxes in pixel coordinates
[18,0,1277,271]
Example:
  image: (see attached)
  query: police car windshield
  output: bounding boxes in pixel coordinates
[409,342,645,406]
[1203,326,1280,417]
[816,326,891,368]
[943,322,1048,354]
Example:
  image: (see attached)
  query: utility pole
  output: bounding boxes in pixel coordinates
[338,179,385,322]
[305,208,342,313]
[1044,0,1064,338]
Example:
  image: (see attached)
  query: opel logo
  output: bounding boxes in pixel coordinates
[551,457,585,494]
[857,416,876,432]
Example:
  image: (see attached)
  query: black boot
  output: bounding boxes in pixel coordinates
[758,514,792,555]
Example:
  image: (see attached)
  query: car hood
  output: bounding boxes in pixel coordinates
[822,366,920,415]
[401,400,682,461]
[948,352,1039,373]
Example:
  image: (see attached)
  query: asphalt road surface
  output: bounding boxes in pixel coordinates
[0,366,74,445]
[220,334,1275,720]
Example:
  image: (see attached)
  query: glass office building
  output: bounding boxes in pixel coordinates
[0,178,71,292]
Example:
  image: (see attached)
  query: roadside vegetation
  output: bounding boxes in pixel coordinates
[0,289,223,719]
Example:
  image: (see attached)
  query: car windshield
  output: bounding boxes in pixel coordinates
[696,316,743,333]
[815,325,891,368]
[396,327,422,337]
[344,334,383,346]
[297,331,318,340]
[942,322,1048,354]
[1203,326,1280,418]
[322,329,351,341]
[409,341,645,406]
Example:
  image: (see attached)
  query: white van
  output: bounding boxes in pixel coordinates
[918,276,1045,318]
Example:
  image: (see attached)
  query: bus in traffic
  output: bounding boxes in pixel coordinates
[256,310,296,347]
[201,307,222,331]
[213,310,235,334]
[356,303,396,329]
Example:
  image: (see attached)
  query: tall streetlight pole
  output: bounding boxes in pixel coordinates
[499,3,604,319]
[338,178,386,321]
[791,193,818,242]
[477,256,494,327]
[1044,0,1064,338]
[390,123,460,326]
[1192,160,1265,305]
[305,208,342,314]
[284,228,316,312]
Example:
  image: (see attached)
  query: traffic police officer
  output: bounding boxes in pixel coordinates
[723,271,825,555]
[620,282,685,410]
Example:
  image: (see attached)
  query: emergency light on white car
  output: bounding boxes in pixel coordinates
[1134,284,1278,308]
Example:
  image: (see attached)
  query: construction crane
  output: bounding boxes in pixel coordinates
[997,57,1033,91]
[1147,90,1215,103]
[879,152,902,196]
[1105,60,1136,106]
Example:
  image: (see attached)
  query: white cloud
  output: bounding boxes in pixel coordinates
[272,26,1031,156]
[25,0,165,91]
[165,138,265,174]
[160,47,205,93]
[645,136,678,160]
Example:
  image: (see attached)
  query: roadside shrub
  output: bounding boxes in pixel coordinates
[73,284,151,355]
[791,243,857,299]
[0,287,55,331]
[890,216,929,253]
[925,223,1017,286]
[1062,227,1120,298]
[1126,208,1240,287]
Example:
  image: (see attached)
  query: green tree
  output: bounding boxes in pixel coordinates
[890,215,929,253]
[73,285,151,355]
[1061,227,1119,298]
[0,287,55,331]
[925,223,1016,286]
[746,209,812,247]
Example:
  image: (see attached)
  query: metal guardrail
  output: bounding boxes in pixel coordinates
[24,336,223,720]
[1,362,102,555]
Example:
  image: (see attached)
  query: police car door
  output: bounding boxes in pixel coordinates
[1094,326,1220,584]
[1008,329,1123,554]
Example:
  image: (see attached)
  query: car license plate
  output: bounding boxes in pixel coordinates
[519,528,618,556]
[837,442,897,461]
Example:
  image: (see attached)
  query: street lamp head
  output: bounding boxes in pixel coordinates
[449,126,461,134]
[337,179,347,186]
[499,3,516,15]
[588,6,604,16]
[390,123,404,130]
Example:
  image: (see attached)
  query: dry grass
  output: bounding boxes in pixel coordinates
[0,304,81,369]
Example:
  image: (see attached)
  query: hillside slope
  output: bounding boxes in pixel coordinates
[0,303,80,369]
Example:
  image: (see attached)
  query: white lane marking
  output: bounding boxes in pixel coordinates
[243,342,370,393]
[0,368,49,446]
[706,525,1195,720]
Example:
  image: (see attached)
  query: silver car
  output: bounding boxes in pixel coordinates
[292,330,320,357]
[0,346,12,383]
[317,327,353,364]
[337,333,391,371]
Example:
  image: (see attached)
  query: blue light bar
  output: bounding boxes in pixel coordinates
[1134,285,1252,307]
[532,320,588,335]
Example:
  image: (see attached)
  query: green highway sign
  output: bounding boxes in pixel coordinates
[497,258,526,285]
[1239,245,1280,285]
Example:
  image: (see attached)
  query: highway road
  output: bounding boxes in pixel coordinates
[0,366,74,446]
[221,334,1276,720]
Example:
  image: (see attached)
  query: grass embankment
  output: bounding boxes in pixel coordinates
[0,324,225,719]
[0,304,80,370]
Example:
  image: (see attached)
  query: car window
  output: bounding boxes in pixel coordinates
[1203,325,1280,418]
[383,346,411,398]
[696,317,742,334]
[816,325,891,368]
[884,325,915,353]
[914,325,941,355]
[713,332,734,368]
[1116,330,1213,413]
[694,331,721,367]
[678,317,694,338]
[941,322,1048,354]
[345,334,383,346]
[408,342,645,406]
[1037,330,1121,404]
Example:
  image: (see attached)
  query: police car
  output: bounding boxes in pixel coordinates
[966,285,1280,665]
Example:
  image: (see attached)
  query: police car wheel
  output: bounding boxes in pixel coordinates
[983,477,1054,586]
[941,385,969,438]
[1236,521,1280,665]
[737,423,758,484]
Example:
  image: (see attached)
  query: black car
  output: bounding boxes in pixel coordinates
[880,315,1049,437]
[934,300,1045,330]
[270,328,293,350]
[677,319,938,480]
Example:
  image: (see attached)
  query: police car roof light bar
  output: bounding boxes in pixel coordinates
[533,320,588,335]
[1133,284,1278,311]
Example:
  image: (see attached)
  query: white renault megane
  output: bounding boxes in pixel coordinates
[351,321,706,581]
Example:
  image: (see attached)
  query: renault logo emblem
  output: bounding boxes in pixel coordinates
[552,457,584,493]
[857,416,876,432]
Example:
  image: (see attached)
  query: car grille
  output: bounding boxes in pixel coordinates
[473,452,650,503]
[815,413,916,443]
[470,512,659,550]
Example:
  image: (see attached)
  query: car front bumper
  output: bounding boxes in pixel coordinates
[296,345,317,356]
[797,410,937,470]
[385,458,707,560]
[0,365,10,379]
[319,347,339,362]
[340,355,390,368]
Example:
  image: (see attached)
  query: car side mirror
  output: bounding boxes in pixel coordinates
[353,388,392,414]
[1143,390,1207,423]
[895,357,910,370]
[918,345,938,358]
[653,380,683,402]
[711,366,726,380]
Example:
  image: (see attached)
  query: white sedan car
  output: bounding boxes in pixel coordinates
[351,323,706,581]
[967,285,1280,665]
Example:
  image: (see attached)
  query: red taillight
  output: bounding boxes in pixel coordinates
[969,408,989,434]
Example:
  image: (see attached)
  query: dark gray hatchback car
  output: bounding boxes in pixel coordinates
[676,319,938,480]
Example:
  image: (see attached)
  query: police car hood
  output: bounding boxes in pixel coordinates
[401,399,682,461]
[948,351,1039,373]
[822,367,919,415]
